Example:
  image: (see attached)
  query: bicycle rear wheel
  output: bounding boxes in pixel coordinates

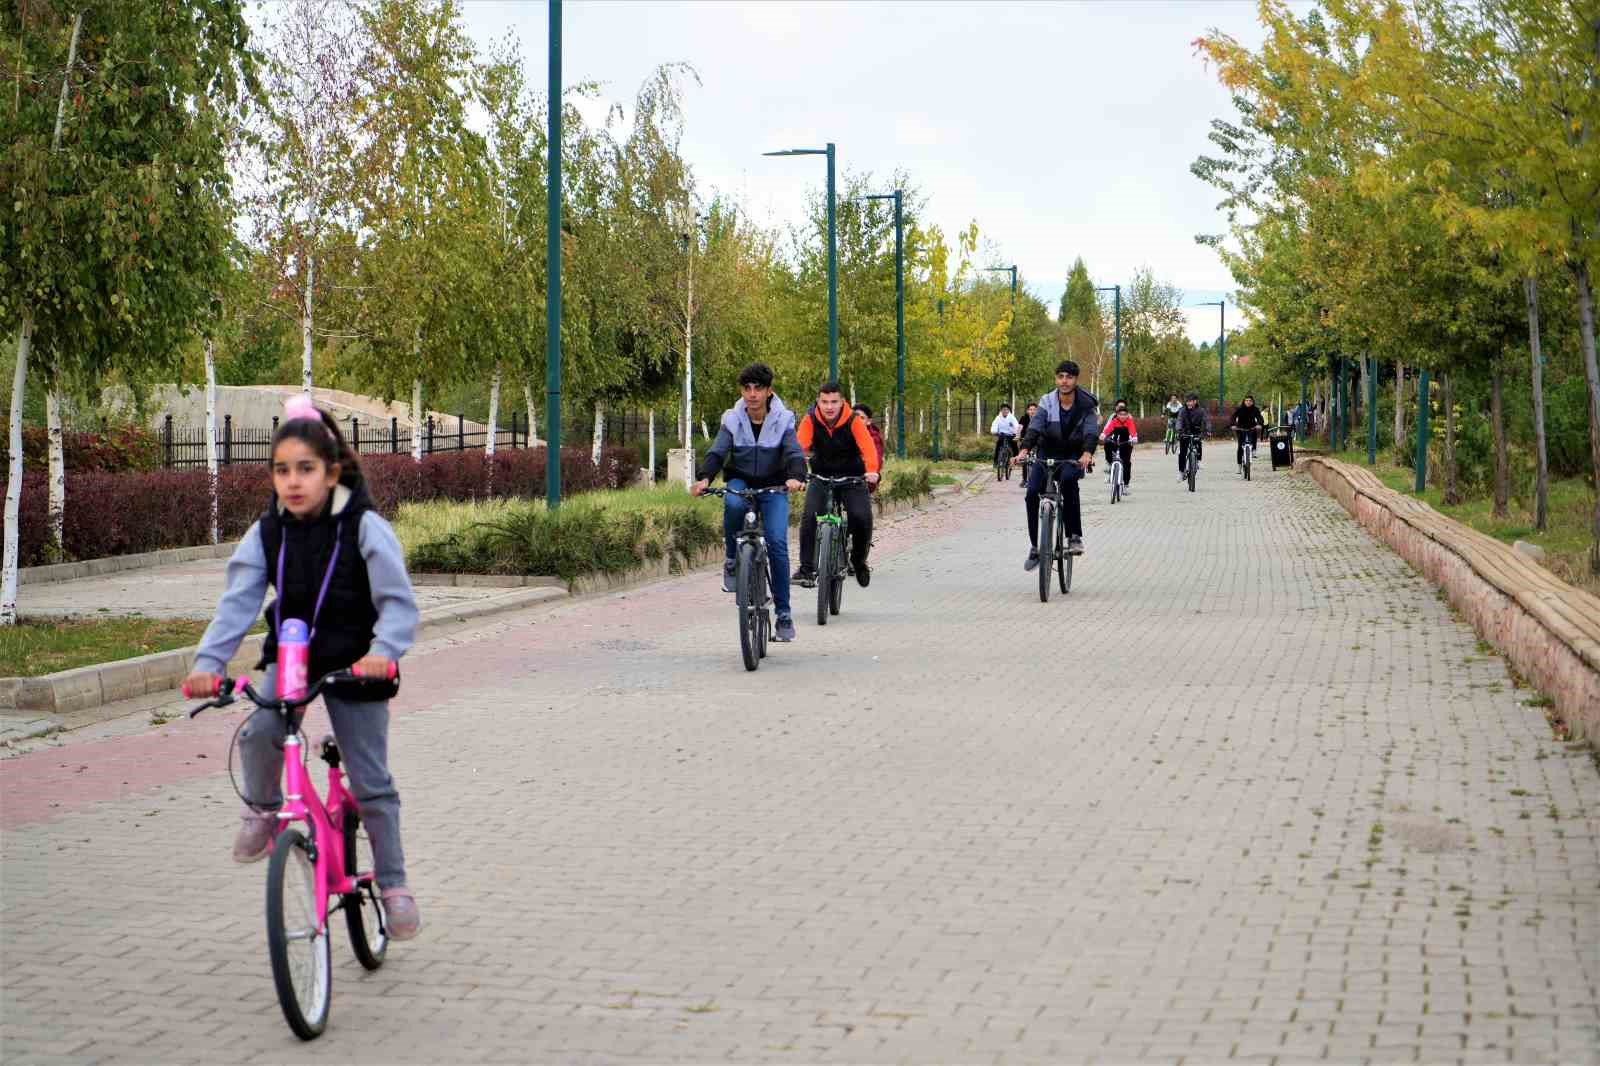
[1037,500,1055,603]
[343,814,387,971]
[737,542,760,671]
[815,522,835,627]
[266,828,331,1040]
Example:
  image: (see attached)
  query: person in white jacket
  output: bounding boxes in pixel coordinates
[990,405,1021,468]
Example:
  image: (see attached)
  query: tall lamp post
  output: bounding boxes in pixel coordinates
[544,0,563,509]
[764,144,837,379]
[678,210,700,488]
[1094,284,1122,400]
[862,190,906,458]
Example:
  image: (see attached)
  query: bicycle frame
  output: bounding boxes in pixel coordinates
[280,732,361,929]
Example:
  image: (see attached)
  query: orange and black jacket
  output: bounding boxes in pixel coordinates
[796,402,883,478]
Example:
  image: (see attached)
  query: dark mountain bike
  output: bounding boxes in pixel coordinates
[808,475,866,626]
[703,486,787,670]
[1035,458,1083,603]
[1180,434,1202,493]
[994,435,1016,481]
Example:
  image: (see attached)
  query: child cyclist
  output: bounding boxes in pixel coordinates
[690,362,807,642]
[1099,400,1138,494]
[184,395,423,939]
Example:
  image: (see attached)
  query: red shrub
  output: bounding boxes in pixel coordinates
[0,425,161,473]
[1,445,643,566]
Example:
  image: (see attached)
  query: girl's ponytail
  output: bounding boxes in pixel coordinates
[317,410,363,487]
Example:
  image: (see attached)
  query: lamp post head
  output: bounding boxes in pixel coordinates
[763,148,828,157]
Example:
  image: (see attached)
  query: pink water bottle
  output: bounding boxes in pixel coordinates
[277,618,311,703]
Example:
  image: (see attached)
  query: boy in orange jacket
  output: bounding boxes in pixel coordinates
[794,382,881,589]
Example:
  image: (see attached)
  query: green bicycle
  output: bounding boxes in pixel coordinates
[809,474,866,626]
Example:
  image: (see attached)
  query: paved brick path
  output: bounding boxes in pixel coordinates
[3,453,1596,1064]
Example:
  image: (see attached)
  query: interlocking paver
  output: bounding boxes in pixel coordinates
[1,453,1597,1063]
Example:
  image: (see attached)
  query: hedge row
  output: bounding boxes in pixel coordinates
[0,425,162,473]
[1,446,641,567]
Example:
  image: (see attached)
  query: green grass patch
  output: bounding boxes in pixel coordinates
[1328,449,1597,595]
[394,485,723,582]
[1,617,216,677]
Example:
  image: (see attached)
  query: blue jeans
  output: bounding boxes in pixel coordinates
[722,478,792,618]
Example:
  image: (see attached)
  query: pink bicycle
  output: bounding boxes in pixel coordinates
[187,667,398,1040]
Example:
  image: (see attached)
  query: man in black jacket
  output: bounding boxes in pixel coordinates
[1016,361,1099,570]
[1175,392,1210,478]
[1229,394,1265,470]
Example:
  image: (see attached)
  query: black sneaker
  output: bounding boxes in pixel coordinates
[793,567,817,589]
[1067,535,1085,556]
[854,561,871,588]
[773,615,796,642]
[722,559,737,593]
[1024,550,1040,571]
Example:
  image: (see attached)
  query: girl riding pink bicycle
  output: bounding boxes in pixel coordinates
[184,395,423,940]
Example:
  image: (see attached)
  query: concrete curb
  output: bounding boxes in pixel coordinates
[1301,456,1600,741]
[0,484,960,728]
[19,541,241,586]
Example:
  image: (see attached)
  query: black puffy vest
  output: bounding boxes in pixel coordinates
[257,480,385,691]
[804,409,867,476]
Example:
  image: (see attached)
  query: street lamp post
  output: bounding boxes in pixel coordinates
[764,144,837,379]
[863,191,906,459]
[1196,300,1226,415]
[544,0,563,509]
[1094,285,1122,400]
[678,211,700,488]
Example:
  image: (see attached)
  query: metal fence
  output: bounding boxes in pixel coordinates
[159,413,533,469]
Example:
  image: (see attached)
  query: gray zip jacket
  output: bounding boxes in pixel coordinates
[695,394,807,488]
[193,487,418,676]
[1021,387,1101,459]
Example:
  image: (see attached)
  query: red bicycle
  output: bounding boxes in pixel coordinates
[187,666,397,1040]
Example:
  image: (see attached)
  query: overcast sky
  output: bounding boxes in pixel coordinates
[453,1,1281,344]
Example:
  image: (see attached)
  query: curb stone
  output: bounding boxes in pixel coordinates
[1301,455,1600,741]
[0,484,963,728]
[19,541,241,587]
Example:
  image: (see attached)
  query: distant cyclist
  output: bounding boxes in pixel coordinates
[1016,360,1099,569]
[990,404,1020,469]
[1229,395,1265,471]
[1098,400,1138,494]
[1175,392,1210,480]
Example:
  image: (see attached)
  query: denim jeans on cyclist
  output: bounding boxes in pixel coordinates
[797,479,872,575]
[237,664,408,889]
[1024,459,1083,548]
[721,477,792,618]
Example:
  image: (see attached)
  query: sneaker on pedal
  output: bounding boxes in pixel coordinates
[380,887,422,941]
[854,561,871,588]
[1024,549,1040,571]
[1067,535,1085,555]
[774,615,796,642]
[232,807,275,864]
[792,567,817,588]
[721,558,737,593]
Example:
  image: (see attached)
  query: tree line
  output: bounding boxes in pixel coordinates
[3,0,1235,623]
[1192,0,1600,572]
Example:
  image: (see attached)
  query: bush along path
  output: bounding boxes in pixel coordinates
[0,446,642,568]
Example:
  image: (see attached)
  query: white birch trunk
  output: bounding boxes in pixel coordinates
[301,255,315,395]
[410,376,423,461]
[1526,277,1548,531]
[2,312,35,625]
[849,378,856,405]
[485,365,501,458]
[647,409,656,484]
[591,402,605,465]
[976,394,983,434]
[945,386,952,433]
[46,371,64,553]
[1394,361,1405,451]
[524,382,539,449]
[205,340,219,545]
[918,407,924,433]
[700,418,710,442]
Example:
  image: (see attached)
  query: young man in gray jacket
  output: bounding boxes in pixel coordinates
[691,362,807,642]
[1015,360,1100,569]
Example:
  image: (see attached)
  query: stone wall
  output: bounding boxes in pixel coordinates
[1302,456,1600,741]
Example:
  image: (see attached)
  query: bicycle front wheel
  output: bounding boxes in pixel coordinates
[1187,456,1197,493]
[267,828,331,1040]
[737,542,760,671]
[343,815,387,971]
[1243,451,1252,480]
[1037,500,1055,603]
[815,522,834,626]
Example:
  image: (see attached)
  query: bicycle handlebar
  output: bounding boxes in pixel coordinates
[701,485,794,500]
[184,663,399,718]
[809,475,867,485]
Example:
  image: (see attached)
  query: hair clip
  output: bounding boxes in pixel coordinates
[283,394,321,424]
